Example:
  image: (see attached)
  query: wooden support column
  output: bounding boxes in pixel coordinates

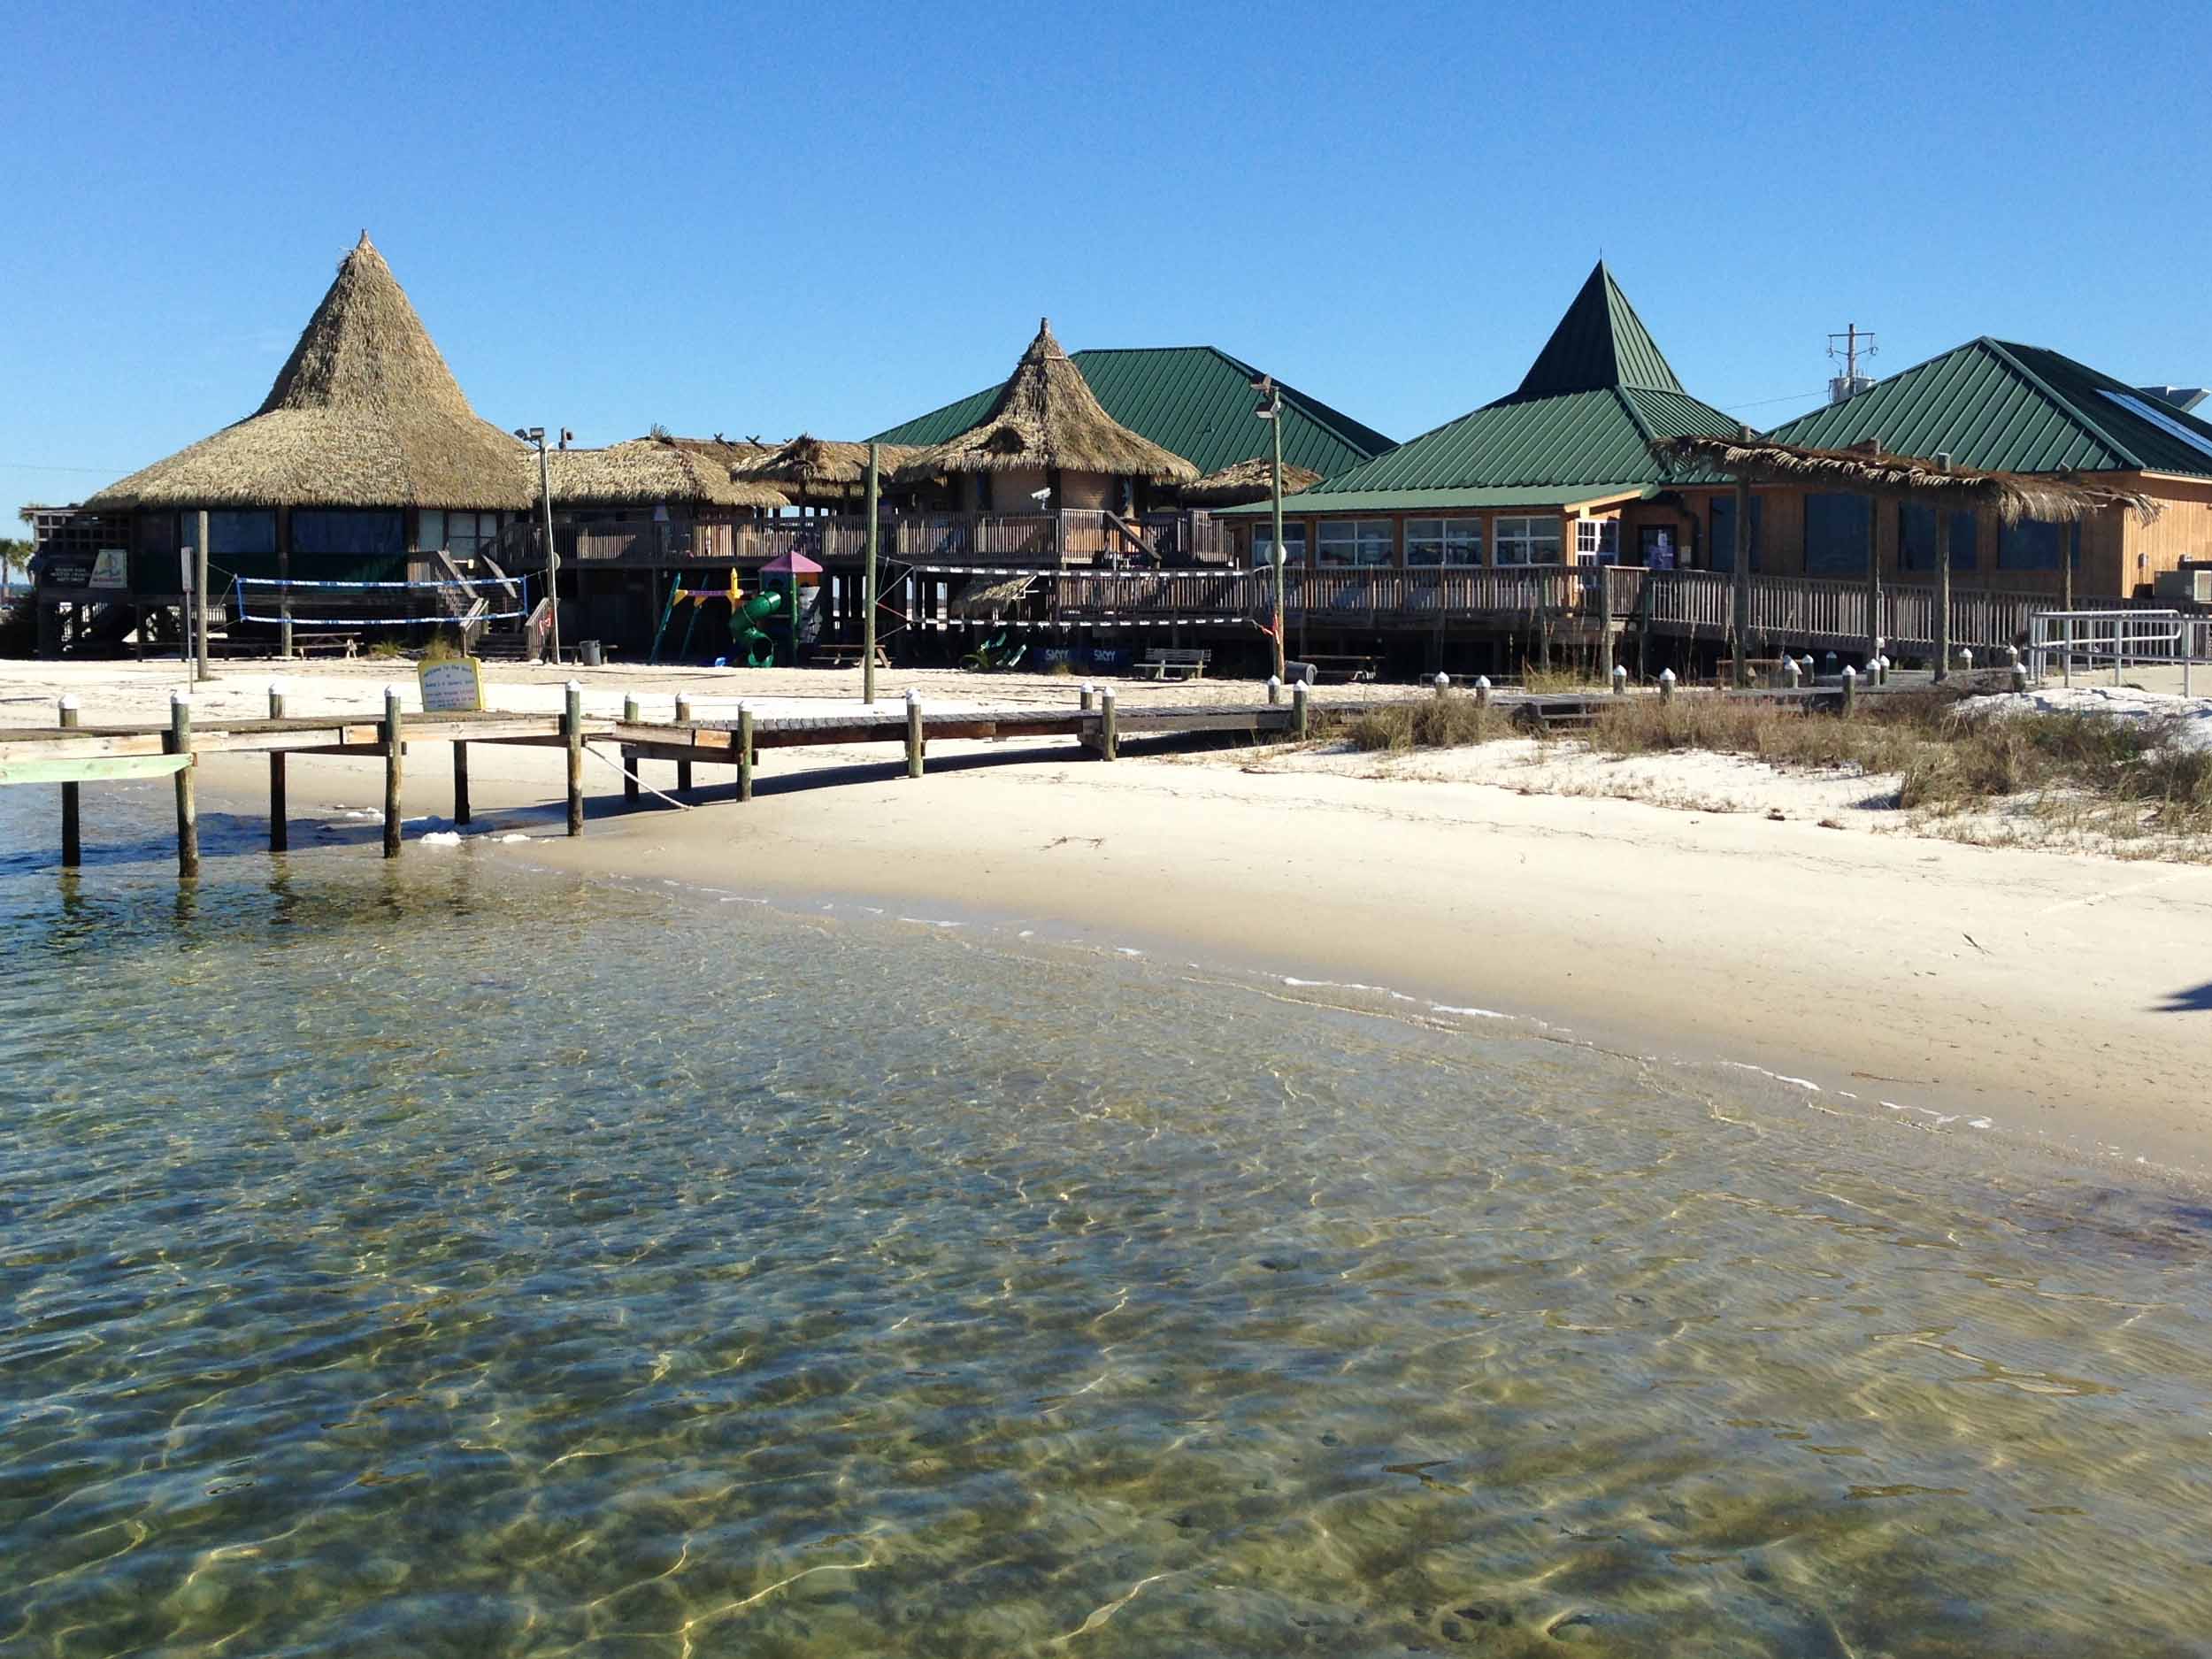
[381,685,403,858]
[1864,488,1882,667]
[622,694,641,803]
[168,692,198,879]
[1731,477,1752,687]
[904,689,924,778]
[565,681,584,835]
[58,697,81,868]
[1099,687,1118,760]
[452,741,472,826]
[1933,507,1953,683]
[267,684,288,851]
[1292,680,1310,740]
[737,704,755,802]
[674,694,693,792]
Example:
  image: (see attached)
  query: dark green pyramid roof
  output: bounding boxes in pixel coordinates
[1512,261,1686,399]
[1242,265,1734,513]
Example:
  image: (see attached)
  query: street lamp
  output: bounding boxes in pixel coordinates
[1252,377,1286,682]
[515,426,562,663]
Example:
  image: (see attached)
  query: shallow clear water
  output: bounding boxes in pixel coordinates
[4,781,2211,1656]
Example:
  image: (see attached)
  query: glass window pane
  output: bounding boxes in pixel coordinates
[1317,521,1356,566]
[419,510,446,552]
[1355,520,1394,565]
[1406,518,1443,566]
[1443,520,1480,563]
[1999,518,2062,572]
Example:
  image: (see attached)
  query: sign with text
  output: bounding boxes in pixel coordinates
[417,657,485,713]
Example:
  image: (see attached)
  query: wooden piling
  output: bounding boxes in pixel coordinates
[1659,668,1676,703]
[58,697,81,868]
[674,695,694,792]
[1100,687,1118,759]
[168,693,198,879]
[1840,665,1858,716]
[737,704,755,803]
[267,685,288,851]
[452,741,472,826]
[1291,680,1309,740]
[622,694,641,804]
[565,681,584,835]
[905,690,924,779]
[1475,676,1491,709]
[382,686,403,858]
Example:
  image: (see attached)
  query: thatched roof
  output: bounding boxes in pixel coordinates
[1648,434,2162,525]
[734,434,926,501]
[1179,455,1323,506]
[895,320,1200,485]
[949,574,1038,618]
[85,234,534,512]
[546,435,787,510]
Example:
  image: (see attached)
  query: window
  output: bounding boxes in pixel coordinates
[1316,518,1394,567]
[1803,492,1872,575]
[1406,518,1482,565]
[177,510,276,557]
[294,510,403,557]
[1999,518,2072,572]
[421,511,504,559]
[1494,516,1563,565]
[1709,495,1763,572]
[1254,522,1307,566]
[1899,504,1978,573]
[1574,519,1620,565]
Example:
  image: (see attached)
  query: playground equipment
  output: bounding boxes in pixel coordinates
[960,629,1028,672]
[649,570,784,666]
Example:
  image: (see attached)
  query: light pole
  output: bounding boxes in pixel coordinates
[516,426,562,663]
[1254,377,1286,682]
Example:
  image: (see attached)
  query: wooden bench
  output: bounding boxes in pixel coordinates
[1136,647,1210,681]
[814,642,890,669]
[1303,653,1378,684]
[292,634,362,658]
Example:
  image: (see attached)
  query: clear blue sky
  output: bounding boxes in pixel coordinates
[7,0,2208,524]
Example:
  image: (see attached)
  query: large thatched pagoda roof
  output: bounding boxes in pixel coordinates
[896,320,1200,485]
[547,435,787,510]
[85,234,534,512]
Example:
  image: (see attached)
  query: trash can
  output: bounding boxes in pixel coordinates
[579,640,603,667]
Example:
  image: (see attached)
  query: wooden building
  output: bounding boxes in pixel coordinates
[1720,341,2212,599]
[48,234,534,651]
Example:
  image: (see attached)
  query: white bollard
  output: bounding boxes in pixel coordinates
[1432,672,1449,697]
[1658,667,1676,702]
[1783,657,1801,689]
[1474,675,1492,709]
[1612,664,1627,695]
[1266,674,1282,706]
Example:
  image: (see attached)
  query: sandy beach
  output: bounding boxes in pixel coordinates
[11,654,2212,1180]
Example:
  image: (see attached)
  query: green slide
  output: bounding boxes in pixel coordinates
[733,588,783,667]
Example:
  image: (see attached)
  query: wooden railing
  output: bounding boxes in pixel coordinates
[1639,571,2044,650]
[545,510,1230,569]
[1055,565,1601,621]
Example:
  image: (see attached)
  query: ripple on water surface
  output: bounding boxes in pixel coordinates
[2,791,2210,1656]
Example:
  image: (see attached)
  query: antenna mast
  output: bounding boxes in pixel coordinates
[1827,324,1877,404]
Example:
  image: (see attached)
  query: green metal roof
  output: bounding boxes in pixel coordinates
[1271,265,1736,517]
[1767,337,2212,479]
[1219,484,1656,516]
[1515,261,1686,398]
[869,345,1393,479]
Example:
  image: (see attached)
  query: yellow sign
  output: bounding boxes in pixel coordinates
[417,657,484,713]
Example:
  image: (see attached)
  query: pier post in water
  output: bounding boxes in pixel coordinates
[1100,687,1118,759]
[565,681,584,836]
[674,695,694,793]
[737,703,754,803]
[267,684,288,852]
[381,685,404,859]
[168,691,198,879]
[621,695,641,804]
[1290,680,1308,741]
[58,697,81,869]
[905,689,925,779]
[451,740,471,827]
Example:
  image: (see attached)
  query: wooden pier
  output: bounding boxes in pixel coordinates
[0,682,1323,876]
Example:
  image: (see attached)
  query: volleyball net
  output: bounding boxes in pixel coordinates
[231,574,532,629]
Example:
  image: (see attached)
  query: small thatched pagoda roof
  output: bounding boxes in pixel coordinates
[896,320,1200,485]
[1180,456,1323,507]
[547,435,788,510]
[1648,434,2162,525]
[733,434,927,501]
[86,234,534,512]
